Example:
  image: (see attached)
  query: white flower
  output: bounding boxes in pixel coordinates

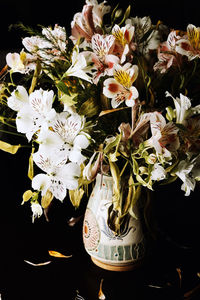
[29,89,55,116]
[151,163,166,181]
[6,51,36,74]
[16,88,56,141]
[36,126,64,155]
[42,24,67,52]
[166,92,191,124]
[6,52,26,73]
[64,46,92,82]
[32,151,81,201]
[7,85,29,111]
[69,134,90,163]
[166,92,200,124]
[51,112,90,164]
[31,202,43,223]
[146,111,180,159]
[175,160,196,196]
[32,174,51,196]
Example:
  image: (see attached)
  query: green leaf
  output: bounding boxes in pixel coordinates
[60,93,78,106]
[104,134,121,162]
[56,81,70,95]
[78,97,99,117]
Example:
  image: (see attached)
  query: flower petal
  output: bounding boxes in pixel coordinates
[32,174,51,196]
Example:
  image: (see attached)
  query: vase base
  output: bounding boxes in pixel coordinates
[91,256,143,272]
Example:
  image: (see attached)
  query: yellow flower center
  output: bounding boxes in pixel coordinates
[188,25,200,50]
[112,29,127,47]
[114,69,132,89]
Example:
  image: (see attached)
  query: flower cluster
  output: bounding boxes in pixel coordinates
[1,0,200,227]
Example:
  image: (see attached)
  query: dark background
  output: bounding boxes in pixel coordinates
[1,1,200,299]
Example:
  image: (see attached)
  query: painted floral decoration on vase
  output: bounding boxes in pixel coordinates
[1,0,200,239]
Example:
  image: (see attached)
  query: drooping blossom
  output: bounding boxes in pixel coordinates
[176,24,200,60]
[103,63,139,108]
[90,33,119,83]
[150,163,167,181]
[183,117,200,153]
[31,202,43,223]
[118,114,151,153]
[7,85,29,111]
[83,151,103,181]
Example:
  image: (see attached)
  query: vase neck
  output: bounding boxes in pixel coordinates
[95,173,113,191]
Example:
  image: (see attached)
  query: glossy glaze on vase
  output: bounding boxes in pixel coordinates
[83,174,145,271]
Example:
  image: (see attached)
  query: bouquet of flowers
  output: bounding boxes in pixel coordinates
[1,0,200,232]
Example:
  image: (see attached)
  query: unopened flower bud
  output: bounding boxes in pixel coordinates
[146,153,157,164]
[115,9,123,19]
[166,106,175,121]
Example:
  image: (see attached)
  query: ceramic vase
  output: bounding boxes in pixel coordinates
[83,174,145,271]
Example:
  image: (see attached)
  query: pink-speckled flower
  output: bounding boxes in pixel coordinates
[146,111,180,159]
[176,24,200,60]
[90,34,119,83]
[154,30,182,73]
[112,23,135,63]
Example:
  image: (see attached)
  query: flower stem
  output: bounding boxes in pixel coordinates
[0,129,25,137]
[131,101,138,131]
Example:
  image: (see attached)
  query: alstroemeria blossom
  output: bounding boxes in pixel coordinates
[112,24,135,63]
[90,34,119,83]
[31,202,43,223]
[70,0,110,44]
[7,85,29,111]
[175,160,196,196]
[154,31,182,73]
[42,24,67,53]
[176,24,200,60]
[15,88,56,141]
[146,111,180,159]
[166,92,191,124]
[51,112,90,164]
[151,163,167,181]
[6,51,36,74]
[103,63,139,108]
[64,46,92,82]
[22,36,53,63]
[32,151,81,200]
[166,92,200,125]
